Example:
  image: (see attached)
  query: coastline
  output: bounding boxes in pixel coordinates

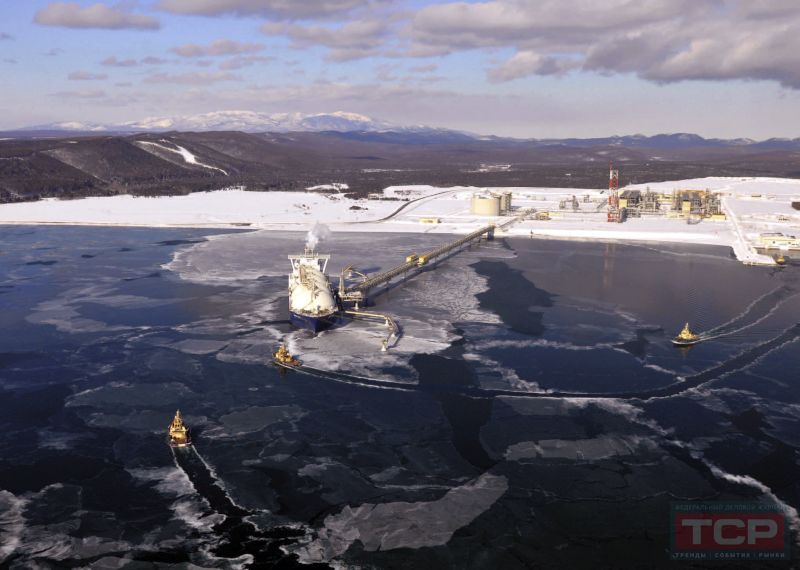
[0,176,796,266]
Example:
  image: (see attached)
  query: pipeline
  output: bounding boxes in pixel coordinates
[343,309,400,351]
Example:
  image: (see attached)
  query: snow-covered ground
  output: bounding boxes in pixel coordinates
[135,140,228,175]
[0,177,798,265]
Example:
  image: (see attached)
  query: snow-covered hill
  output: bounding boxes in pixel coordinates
[17,114,800,150]
[29,111,400,134]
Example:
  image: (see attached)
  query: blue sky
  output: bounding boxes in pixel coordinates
[2,0,800,138]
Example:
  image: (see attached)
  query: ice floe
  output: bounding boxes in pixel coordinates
[290,472,508,563]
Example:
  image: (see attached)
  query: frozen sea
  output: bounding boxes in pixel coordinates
[0,225,798,569]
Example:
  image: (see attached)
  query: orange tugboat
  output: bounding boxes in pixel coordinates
[672,322,701,347]
[167,410,191,447]
[273,344,301,368]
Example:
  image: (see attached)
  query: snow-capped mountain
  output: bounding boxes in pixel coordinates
[29,111,400,134]
[17,114,800,151]
[38,121,111,132]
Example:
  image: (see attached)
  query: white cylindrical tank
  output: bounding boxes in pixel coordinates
[471,193,501,216]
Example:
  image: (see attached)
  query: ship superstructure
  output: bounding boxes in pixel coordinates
[672,322,701,346]
[168,410,191,447]
[288,248,339,332]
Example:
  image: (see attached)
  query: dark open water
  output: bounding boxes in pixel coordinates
[0,225,798,569]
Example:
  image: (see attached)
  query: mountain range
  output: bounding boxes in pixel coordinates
[2,113,800,205]
[14,110,800,151]
[27,111,406,135]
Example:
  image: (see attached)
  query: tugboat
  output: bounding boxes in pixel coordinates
[167,410,191,447]
[672,322,701,347]
[273,344,301,368]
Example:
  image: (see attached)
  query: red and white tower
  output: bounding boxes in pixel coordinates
[608,162,619,206]
[607,162,621,222]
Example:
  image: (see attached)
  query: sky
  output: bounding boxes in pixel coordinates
[2,0,800,138]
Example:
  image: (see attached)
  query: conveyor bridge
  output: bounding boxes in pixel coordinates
[340,224,495,303]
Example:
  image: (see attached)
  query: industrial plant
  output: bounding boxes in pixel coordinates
[279,163,750,361]
[458,164,728,227]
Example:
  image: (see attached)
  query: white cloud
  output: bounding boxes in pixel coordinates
[158,0,368,20]
[101,56,138,67]
[172,39,265,58]
[263,19,387,61]
[143,71,241,85]
[408,0,800,89]
[34,2,160,30]
[51,89,107,99]
[409,63,437,73]
[488,51,577,82]
[219,55,275,70]
[68,70,108,81]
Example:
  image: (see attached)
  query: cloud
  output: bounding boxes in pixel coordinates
[488,51,577,82]
[34,2,160,30]
[101,55,166,66]
[219,55,275,70]
[4,59,18,64]
[158,0,368,20]
[409,0,697,51]
[409,63,437,73]
[0,32,13,40]
[101,56,138,67]
[407,0,800,89]
[51,89,107,99]
[263,19,387,61]
[172,39,264,58]
[68,70,108,81]
[45,48,64,56]
[143,71,241,85]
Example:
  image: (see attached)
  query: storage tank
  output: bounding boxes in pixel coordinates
[471,193,501,216]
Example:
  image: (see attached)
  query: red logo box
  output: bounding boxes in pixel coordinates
[671,502,790,560]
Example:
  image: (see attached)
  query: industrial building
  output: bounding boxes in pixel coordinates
[757,232,800,250]
[609,189,662,218]
[670,189,724,219]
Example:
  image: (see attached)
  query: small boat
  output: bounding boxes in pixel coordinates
[168,409,191,447]
[672,322,701,347]
[776,254,786,265]
[273,344,301,368]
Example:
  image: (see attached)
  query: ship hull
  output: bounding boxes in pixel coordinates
[289,310,340,333]
[671,338,699,347]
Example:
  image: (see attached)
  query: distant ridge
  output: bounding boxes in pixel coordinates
[1,128,799,205]
[23,111,434,135]
[11,111,800,151]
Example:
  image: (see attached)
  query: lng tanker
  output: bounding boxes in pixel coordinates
[288,248,339,332]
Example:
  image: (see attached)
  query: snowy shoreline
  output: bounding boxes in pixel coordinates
[0,177,797,265]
